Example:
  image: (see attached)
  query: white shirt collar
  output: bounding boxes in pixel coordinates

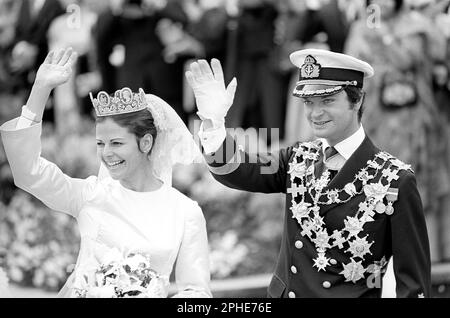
[321,125,366,160]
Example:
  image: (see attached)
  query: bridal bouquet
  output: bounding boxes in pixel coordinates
[72,248,169,298]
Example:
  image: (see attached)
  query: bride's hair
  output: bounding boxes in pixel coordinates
[96,109,157,155]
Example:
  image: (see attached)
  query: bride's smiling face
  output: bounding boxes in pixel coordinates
[95,118,149,181]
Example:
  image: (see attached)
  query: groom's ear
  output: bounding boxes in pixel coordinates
[139,134,154,155]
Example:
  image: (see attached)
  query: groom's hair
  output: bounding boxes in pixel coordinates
[344,86,365,122]
[96,109,157,156]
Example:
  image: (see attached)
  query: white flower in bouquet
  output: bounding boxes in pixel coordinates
[96,247,124,266]
[144,276,168,297]
[73,249,169,298]
[123,253,149,272]
[86,285,117,298]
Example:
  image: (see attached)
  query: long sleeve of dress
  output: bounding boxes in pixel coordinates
[390,171,431,297]
[0,118,94,218]
[172,202,212,298]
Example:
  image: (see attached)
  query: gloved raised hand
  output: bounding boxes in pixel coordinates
[185,59,237,124]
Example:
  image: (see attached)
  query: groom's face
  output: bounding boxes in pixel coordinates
[95,118,148,182]
[301,87,361,146]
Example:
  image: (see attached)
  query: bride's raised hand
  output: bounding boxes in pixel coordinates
[34,47,78,89]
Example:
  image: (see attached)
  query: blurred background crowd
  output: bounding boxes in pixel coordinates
[1,0,450,296]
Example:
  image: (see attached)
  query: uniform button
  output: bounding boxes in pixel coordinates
[288,291,296,298]
[330,259,337,265]
[295,240,304,249]
[322,281,331,289]
[291,266,297,274]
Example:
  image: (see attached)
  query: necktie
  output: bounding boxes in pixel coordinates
[324,146,339,180]
[324,146,338,161]
[314,146,336,180]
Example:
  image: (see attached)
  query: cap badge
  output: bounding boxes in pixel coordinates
[301,55,321,79]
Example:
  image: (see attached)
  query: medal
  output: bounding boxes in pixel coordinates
[375,202,386,214]
[386,188,399,202]
[344,183,357,196]
[291,201,311,221]
[340,259,366,283]
[327,189,340,204]
[346,235,373,259]
[288,141,409,281]
[313,253,330,272]
[385,202,394,215]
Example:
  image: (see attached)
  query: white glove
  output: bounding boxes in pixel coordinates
[185,59,237,125]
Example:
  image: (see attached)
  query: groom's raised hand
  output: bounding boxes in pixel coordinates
[185,59,237,126]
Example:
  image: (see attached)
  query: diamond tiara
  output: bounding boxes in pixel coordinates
[90,87,148,117]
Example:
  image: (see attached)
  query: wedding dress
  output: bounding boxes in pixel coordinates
[0,118,211,298]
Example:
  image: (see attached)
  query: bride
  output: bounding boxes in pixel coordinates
[0,48,211,298]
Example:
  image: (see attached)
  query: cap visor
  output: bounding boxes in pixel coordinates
[293,85,344,98]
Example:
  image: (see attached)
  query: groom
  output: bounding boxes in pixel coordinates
[186,49,431,298]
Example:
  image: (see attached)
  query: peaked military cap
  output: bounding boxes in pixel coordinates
[290,49,374,97]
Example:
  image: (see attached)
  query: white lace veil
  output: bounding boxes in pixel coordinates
[98,93,203,186]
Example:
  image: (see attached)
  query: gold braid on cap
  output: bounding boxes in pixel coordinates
[90,87,148,117]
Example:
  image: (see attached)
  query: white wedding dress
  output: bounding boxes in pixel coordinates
[0,118,211,298]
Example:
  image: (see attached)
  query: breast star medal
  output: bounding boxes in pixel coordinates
[288,142,411,283]
[340,259,366,283]
[313,253,331,272]
[346,236,373,259]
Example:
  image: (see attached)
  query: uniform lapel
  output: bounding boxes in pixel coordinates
[319,136,379,216]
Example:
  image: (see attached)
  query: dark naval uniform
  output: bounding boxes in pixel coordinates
[205,132,430,298]
[200,49,431,298]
